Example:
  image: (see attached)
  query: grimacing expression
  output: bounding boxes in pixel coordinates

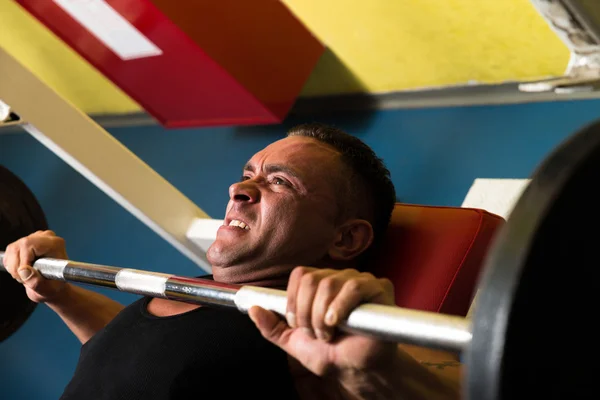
[206,136,347,280]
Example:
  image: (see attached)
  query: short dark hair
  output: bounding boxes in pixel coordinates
[287,123,396,261]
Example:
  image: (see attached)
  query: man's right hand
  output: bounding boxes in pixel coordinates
[4,230,124,344]
[3,230,69,303]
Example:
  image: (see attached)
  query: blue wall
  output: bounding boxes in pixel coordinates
[1,99,600,398]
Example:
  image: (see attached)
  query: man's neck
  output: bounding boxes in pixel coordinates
[212,264,296,287]
[211,258,359,288]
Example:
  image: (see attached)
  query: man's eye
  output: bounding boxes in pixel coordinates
[240,175,251,182]
[271,177,286,185]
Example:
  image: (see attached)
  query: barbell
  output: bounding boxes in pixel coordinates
[2,118,600,400]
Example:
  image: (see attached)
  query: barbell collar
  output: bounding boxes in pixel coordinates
[0,251,471,352]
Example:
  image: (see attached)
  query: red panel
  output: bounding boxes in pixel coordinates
[369,203,505,316]
[15,0,325,128]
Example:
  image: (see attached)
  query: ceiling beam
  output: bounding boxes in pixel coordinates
[0,48,212,272]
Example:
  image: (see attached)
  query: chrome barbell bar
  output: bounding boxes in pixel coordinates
[0,251,472,352]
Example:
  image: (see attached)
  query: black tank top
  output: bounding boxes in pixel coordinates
[59,294,300,399]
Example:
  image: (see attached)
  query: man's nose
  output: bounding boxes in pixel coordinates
[229,180,260,203]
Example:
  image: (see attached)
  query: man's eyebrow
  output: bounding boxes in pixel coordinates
[243,163,300,179]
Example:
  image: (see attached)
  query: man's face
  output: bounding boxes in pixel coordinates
[206,136,345,282]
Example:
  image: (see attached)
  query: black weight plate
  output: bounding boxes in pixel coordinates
[0,165,49,342]
[465,119,600,400]
[0,267,38,342]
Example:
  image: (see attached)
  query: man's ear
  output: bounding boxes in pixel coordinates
[328,219,374,261]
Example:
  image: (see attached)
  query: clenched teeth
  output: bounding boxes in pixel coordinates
[228,220,250,230]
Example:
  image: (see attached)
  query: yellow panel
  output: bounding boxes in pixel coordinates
[0,0,572,114]
[284,0,571,95]
[0,0,141,114]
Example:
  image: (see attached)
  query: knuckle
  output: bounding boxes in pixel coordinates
[379,278,395,301]
[52,236,65,247]
[290,266,308,281]
[379,277,394,291]
[318,277,335,293]
[344,279,362,294]
[52,236,65,251]
[29,230,44,239]
[359,271,376,280]
[300,272,319,289]
[338,268,359,278]
[5,242,15,254]
[19,237,32,249]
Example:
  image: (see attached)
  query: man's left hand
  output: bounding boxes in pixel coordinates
[248,267,397,378]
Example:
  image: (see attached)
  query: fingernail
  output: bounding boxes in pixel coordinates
[325,309,337,326]
[18,267,33,281]
[316,329,331,342]
[286,312,296,328]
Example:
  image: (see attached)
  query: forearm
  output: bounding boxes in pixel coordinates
[339,345,461,400]
[46,283,125,344]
